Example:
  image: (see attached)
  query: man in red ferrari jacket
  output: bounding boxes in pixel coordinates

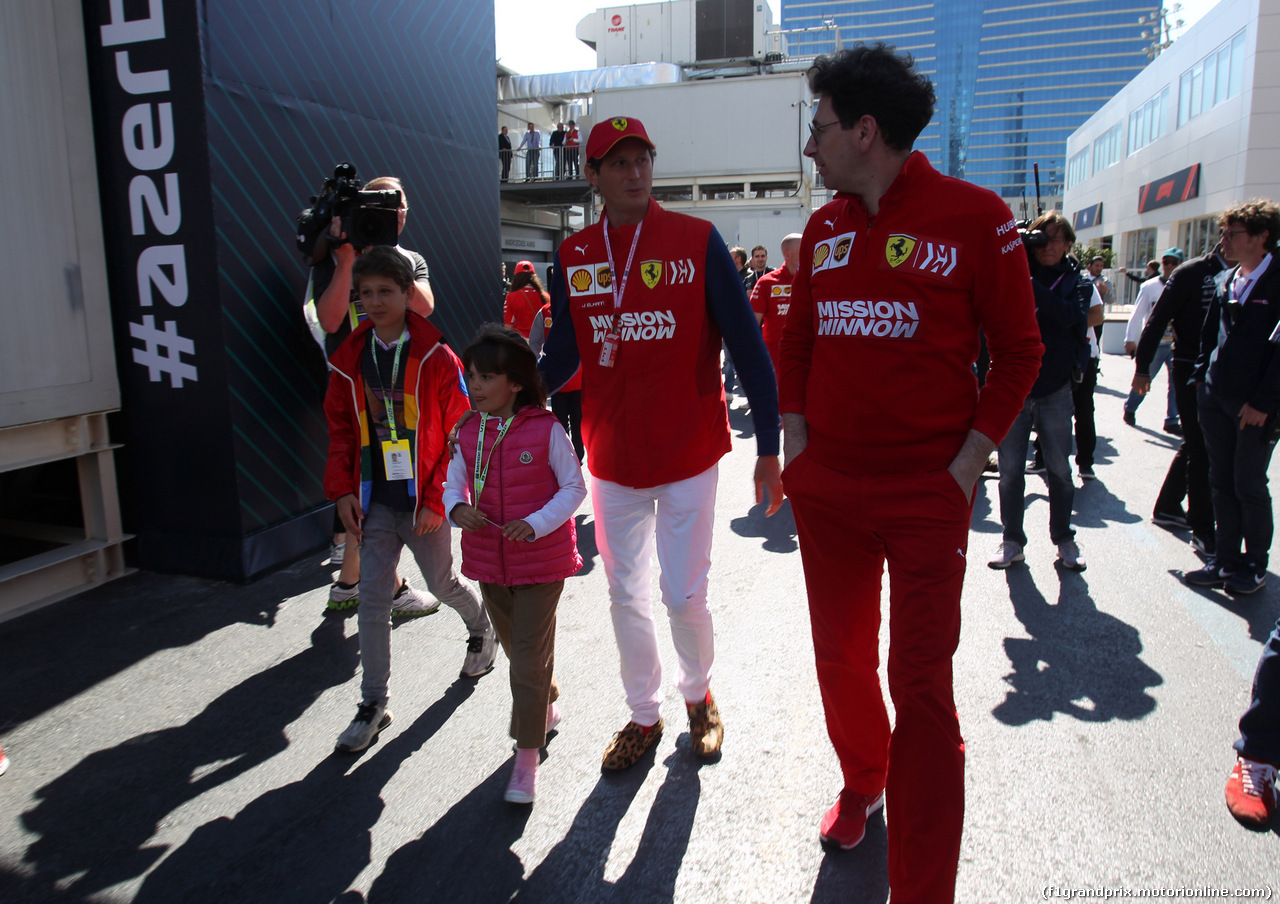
[539,117,783,772]
[779,45,1042,902]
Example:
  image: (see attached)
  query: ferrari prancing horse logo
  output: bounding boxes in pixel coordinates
[611,117,628,131]
[886,234,917,268]
[641,260,663,289]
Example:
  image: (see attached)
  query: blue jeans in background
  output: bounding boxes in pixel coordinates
[1125,341,1179,423]
[998,383,1076,546]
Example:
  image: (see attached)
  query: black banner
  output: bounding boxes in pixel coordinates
[1138,164,1201,213]
[83,1,499,579]
[82,0,242,575]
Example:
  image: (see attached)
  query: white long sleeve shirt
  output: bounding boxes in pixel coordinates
[443,421,585,540]
[1125,275,1172,345]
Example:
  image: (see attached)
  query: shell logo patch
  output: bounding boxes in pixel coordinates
[641,260,663,289]
[812,231,857,275]
[519,451,533,464]
[596,266,612,289]
[570,268,593,293]
[611,118,628,131]
[886,234,917,268]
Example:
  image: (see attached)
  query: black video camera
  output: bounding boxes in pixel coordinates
[295,162,402,256]
[1017,221,1049,252]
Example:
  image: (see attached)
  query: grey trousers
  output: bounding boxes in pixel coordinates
[358,503,489,704]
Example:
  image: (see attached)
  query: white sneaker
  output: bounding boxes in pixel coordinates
[546,701,562,736]
[1057,540,1087,571]
[460,627,497,678]
[391,581,440,619]
[335,701,392,753]
[988,541,1024,570]
[329,542,345,566]
[327,581,359,611]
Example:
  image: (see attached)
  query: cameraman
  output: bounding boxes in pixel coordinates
[990,211,1100,572]
[303,174,437,615]
[306,176,434,358]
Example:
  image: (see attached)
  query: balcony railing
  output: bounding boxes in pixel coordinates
[499,148,584,184]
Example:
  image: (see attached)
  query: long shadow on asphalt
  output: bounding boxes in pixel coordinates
[993,567,1163,725]
[1069,475,1142,530]
[575,513,599,577]
[0,557,333,731]
[513,748,699,902]
[728,404,756,441]
[730,499,797,553]
[1168,570,1280,645]
[18,617,358,903]
[130,679,477,904]
[809,812,890,904]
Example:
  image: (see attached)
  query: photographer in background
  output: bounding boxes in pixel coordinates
[990,211,1099,572]
[303,173,437,615]
[306,176,434,358]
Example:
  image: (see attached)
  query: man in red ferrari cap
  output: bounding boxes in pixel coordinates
[504,260,549,339]
[539,116,783,770]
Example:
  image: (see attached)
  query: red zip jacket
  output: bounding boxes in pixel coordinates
[323,312,470,520]
[780,153,1042,476]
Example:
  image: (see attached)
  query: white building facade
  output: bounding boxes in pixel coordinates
[1063,0,1280,299]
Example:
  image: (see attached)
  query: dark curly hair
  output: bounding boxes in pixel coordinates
[1220,198,1280,253]
[807,44,936,152]
[461,324,548,412]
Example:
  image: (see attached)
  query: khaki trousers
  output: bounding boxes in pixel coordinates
[479,580,562,749]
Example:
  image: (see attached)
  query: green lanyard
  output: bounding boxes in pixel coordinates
[473,413,514,499]
[370,333,407,442]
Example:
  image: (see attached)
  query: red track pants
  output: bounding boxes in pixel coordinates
[784,453,971,904]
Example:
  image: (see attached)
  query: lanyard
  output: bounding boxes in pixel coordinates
[370,333,406,442]
[473,413,514,500]
[601,213,644,332]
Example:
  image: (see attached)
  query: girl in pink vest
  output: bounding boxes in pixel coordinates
[444,326,586,804]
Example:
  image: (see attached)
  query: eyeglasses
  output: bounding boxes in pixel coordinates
[808,118,842,142]
[1220,228,1249,239]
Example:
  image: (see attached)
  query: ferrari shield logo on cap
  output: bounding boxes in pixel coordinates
[885,234,917,268]
[641,260,663,289]
[611,117,628,130]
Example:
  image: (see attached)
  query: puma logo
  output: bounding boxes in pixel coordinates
[574,244,588,255]
[824,218,837,229]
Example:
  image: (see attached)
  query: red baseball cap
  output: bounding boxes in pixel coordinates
[514,260,535,274]
[585,116,655,161]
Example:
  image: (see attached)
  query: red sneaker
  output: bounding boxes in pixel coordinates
[819,789,885,849]
[1225,756,1277,830]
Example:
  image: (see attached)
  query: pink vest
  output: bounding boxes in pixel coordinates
[457,407,581,585]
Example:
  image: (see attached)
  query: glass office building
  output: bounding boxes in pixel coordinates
[781,1,1155,206]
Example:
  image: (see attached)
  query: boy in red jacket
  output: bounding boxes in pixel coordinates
[324,246,495,754]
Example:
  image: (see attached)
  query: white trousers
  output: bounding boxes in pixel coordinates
[592,464,718,725]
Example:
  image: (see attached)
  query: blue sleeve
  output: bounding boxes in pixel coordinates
[704,228,780,457]
[538,250,582,393]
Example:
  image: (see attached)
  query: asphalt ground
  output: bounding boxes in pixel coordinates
[1,354,1277,903]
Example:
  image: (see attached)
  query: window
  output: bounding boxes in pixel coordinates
[1067,148,1090,189]
[1129,87,1170,155]
[1178,28,1248,127]
[1093,123,1122,172]
[1177,215,1220,258]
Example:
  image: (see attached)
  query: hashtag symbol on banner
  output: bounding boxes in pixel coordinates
[129,315,199,388]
